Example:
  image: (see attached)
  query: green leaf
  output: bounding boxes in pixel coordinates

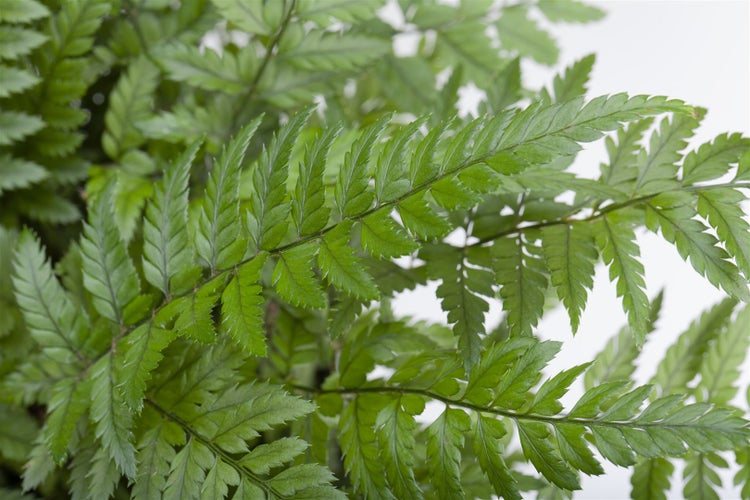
[0,156,47,195]
[12,230,86,362]
[155,42,252,93]
[496,6,558,65]
[683,453,722,500]
[518,421,580,490]
[297,0,381,24]
[651,298,735,396]
[46,0,109,58]
[537,0,605,23]
[247,108,311,251]
[210,0,274,35]
[292,125,338,236]
[474,415,521,500]
[272,243,327,309]
[548,54,596,103]
[102,57,161,159]
[646,192,749,301]
[221,255,267,355]
[632,113,700,195]
[174,286,219,343]
[240,437,308,474]
[493,235,548,338]
[0,0,49,23]
[163,438,212,500]
[88,354,137,479]
[143,140,202,296]
[0,65,39,97]
[397,195,452,240]
[600,118,654,189]
[530,363,591,416]
[117,323,177,412]
[196,117,261,272]
[541,223,597,333]
[0,26,47,60]
[374,118,424,203]
[44,377,89,462]
[696,304,750,405]
[595,213,650,345]
[681,132,750,185]
[339,394,394,499]
[697,188,750,279]
[360,209,419,259]
[376,396,424,500]
[334,115,389,218]
[133,418,181,499]
[318,222,379,301]
[280,31,389,72]
[631,457,674,500]
[80,183,140,324]
[0,111,45,145]
[426,408,470,500]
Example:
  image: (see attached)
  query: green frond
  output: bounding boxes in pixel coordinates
[334,115,389,218]
[88,354,137,479]
[292,125,338,237]
[296,0,382,25]
[595,212,651,345]
[0,0,49,23]
[697,187,750,278]
[196,117,261,272]
[631,113,700,195]
[0,111,45,145]
[474,415,522,499]
[143,140,202,296]
[279,31,389,72]
[696,304,750,405]
[681,132,750,185]
[376,395,424,499]
[272,243,327,309]
[0,26,47,60]
[541,222,597,333]
[210,0,278,35]
[318,222,379,301]
[584,291,663,389]
[0,65,39,97]
[426,408,469,499]
[80,184,140,324]
[247,108,311,251]
[43,377,90,463]
[220,254,267,355]
[537,0,606,23]
[496,6,558,65]
[546,54,596,103]
[374,118,424,204]
[360,209,419,259]
[0,155,47,196]
[651,298,735,396]
[12,230,87,363]
[154,42,254,94]
[102,57,161,159]
[494,234,548,338]
[646,191,749,301]
[117,323,177,413]
[683,453,724,500]
[631,457,674,500]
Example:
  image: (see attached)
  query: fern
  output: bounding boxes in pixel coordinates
[1,2,750,498]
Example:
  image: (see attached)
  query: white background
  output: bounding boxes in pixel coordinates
[388,1,750,498]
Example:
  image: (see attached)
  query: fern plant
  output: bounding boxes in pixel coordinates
[1,1,750,499]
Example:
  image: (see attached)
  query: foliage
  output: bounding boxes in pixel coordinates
[1,0,749,499]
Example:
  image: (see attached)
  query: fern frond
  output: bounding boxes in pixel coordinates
[272,243,327,309]
[646,191,749,301]
[0,111,44,145]
[426,407,470,499]
[318,222,379,301]
[292,125,338,237]
[12,230,87,363]
[0,0,49,23]
[545,54,596,103]
[88,354,137,479]
[537,0,605,23]
[541,222,597,333]
[196,117,261,272]
[631,457,674,500]
[279,31,389,72]
[80,184,140,324]
[0,25,47,60]
[595,212,651,345]
[697,187,750,279]
[102,56,160,159]
[474,414,522,499]
[247,109,311,251]
[496,6,558,65]
[43,377,89,463]
[494,234,548,338]
[682,132,750,185]
[143,140,201,296]
[220,254,267,355]
[0,65,39,97]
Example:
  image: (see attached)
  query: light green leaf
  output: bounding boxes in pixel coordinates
[155,42,252,93]
[376,396,424,500]
[496,6,558,65]
[221,255,267,355]
[280,31,389,72]
[0,155,47,195]
[0,0,49,23]
[541,223,597,333]
[360,209,418,259]
[682,132,750,185]
[0,26,47,60]
[697,188,750,278]
[318,222,379,300]
[0,65,39,97]
[80,183,140,324]
[0,111,45,145]
[143,140,202,295]
[537,0,605,23]
[426,408,469,499]
[474,415,521,500]
[272,243,327,309]
[292,125,338,236]
[196,117,261,272]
